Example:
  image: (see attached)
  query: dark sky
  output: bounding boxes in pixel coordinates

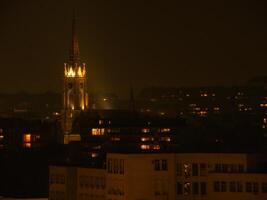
[1,0,267,96]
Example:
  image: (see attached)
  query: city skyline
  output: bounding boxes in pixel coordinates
[0,0,267,97]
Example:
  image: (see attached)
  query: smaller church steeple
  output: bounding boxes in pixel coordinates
[69,10,80,64]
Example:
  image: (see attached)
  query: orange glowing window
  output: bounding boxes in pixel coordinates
[24,143,31,148]
[160,136,171,142]
[140,144,150,150]
[23,134,31,143]
[160,128,171,133]
[91,128,105,136]
[142,128,150,133]
[152,145,161,150]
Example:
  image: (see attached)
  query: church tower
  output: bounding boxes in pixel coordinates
[62,13,88,144]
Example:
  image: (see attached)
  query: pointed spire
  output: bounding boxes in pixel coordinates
[69,9,80,64]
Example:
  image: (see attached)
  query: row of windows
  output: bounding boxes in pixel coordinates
[50,175,65,184]
[177,163,207,177]
[176,163,245,177]
[107,187,124,196]
[214,163,244,173]
[79,193,105,200]
[91,128,171,135]
[79,176,105,189]
[154,159,168,171]
[107,159,124,174]
[177,182,207,195]
[49,191,65,200]
[214,181,267,194]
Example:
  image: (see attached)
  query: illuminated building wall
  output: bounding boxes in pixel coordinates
[49,153,267,200]
[49,166,106,200]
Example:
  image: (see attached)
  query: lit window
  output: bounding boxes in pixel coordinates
[213,107,220,111]
[184,164,191,177]
[91,128,105,136]
[91,153,98,158]
[111,137,121,141]
[23,134,31,143]
[152,144,160,150]
[141,137,154,142]
[141,144,150,150]
[184,182,191,195]
[160,136,171,142]
[160,128,170,133]
[24,143,31,148]
[99,120,104,125]
[142,128,150,133]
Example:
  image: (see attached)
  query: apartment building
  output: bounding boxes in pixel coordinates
[49,153,267,200]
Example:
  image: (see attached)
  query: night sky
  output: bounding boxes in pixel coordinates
[1,0,267,97]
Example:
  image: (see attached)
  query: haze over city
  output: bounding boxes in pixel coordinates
[1,1,267,200]
[1,0,267,96]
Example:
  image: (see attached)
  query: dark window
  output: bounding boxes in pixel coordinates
[214,181,220,192]
[222,164,228,172]
[246,182,252,192]
[162,159,168,171]
[154,160,160,171]
[229,164,238,173]
[221,181,227,192]
[215,164,221,172]
[238,164,244,172]
[114,159,118,174]
[177,182,183,195]
[192,182,199,194]
[262,183,267,193]
[68,83,73,89]
[107,159,112,173]
[237,182,243,192]
[119,159,124,174]
[192,163,199,176]
[253,182,259,194]
[230,181,236,192]
[200,182,207,195]
[200,163,207,176]
[176,163,182,176]
[80,83,84,89]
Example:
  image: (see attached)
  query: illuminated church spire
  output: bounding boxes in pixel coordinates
[61,11,89,143]
[69,11,80,64]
